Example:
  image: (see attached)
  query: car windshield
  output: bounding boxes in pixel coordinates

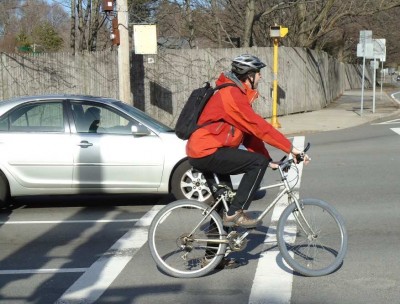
[114,101,174,133]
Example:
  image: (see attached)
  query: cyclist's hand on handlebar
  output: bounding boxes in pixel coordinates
[291,147,311,165]
[268,162,280,170]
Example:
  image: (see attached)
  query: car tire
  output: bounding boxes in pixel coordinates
[0,171,10,208]
[171,160,214,205]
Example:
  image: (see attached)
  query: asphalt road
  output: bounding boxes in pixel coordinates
[0,115,399,304]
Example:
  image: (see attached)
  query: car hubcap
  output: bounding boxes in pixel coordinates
[181,169,212,202]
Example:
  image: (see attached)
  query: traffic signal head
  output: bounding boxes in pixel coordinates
[270,26,288,38]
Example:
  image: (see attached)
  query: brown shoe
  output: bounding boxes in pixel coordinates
[223,209,260,228]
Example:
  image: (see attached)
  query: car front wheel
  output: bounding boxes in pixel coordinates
[171,160,213,205]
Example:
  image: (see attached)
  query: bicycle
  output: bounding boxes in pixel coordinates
[148,143,348,278]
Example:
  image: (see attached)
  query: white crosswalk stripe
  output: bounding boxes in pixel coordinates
[55,205,163,304]
[249,136,305,304]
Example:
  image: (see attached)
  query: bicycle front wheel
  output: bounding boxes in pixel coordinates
[148,200,227,278]
[277,198,347,276]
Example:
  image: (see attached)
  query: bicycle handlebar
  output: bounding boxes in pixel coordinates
[271,142,311,172]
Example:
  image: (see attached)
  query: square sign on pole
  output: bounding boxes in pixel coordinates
[372,38,386,111]
[133,24,157,54]
[373,38,386,62]
[357,43,374,58]
[360,30,372,43]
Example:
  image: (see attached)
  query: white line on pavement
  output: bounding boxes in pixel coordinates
[0,268,87,275]
[372,118,400,125]
[55,205,163,304]
[390,128,400,135]
[0,219,139,224]
[249,136,305,304]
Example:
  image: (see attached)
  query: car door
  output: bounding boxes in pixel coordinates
[69,101,165,190]
[0,100,73,190]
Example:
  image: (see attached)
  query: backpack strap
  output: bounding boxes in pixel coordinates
[197,82,238,129]
[214,83,238,90]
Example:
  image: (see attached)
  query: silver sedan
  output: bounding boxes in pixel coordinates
[0,95,213,207]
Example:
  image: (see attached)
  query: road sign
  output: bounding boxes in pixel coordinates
[373,39,386,62]
[359,30,372,43]
[357,43,374,58]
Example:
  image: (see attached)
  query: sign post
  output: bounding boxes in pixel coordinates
[357,30,373,116]
[372,39,386,103]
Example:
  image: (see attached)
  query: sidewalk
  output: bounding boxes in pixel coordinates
[276,89,400,136]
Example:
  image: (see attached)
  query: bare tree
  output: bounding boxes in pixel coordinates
[70,0,76,54]
[70,0,108,53]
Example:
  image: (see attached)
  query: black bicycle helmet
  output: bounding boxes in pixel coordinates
[231,54,266,75]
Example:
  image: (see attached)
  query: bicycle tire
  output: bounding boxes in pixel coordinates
[277,198,347,277]
[148,200,227,278]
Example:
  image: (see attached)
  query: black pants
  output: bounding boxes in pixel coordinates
[189,147,269,214]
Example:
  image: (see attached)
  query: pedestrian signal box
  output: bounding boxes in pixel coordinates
[102,0,114,12]
[270,26,288,38]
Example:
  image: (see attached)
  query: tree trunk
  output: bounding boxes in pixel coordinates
[184,0,195,48]
[243,0,255,47]
[70,0,76,55]
[89,0,101,51]
[211,0,222,48]
[296,0,309,47]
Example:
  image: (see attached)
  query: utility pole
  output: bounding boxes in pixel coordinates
[116,0,131,104]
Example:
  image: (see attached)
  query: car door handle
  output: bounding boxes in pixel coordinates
[78,140,93,148]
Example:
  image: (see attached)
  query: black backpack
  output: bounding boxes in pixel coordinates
[175,82,237,140]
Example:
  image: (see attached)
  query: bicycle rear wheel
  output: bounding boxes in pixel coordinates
[148,200,227,278]
[277,198,347,276]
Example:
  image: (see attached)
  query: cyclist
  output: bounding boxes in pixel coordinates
[187,54,309,229]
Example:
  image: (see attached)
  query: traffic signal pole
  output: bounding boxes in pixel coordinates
[269,25,288,128]
[271,37,281,128]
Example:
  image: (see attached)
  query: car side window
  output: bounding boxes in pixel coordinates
[71,102,143,135]
[0,102,64,132]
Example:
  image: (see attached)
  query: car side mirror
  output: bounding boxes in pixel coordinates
[131,124,151,136]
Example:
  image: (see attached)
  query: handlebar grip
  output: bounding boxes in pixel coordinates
[295,142,310,163]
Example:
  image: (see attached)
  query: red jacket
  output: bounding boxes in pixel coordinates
[186,73,293,159]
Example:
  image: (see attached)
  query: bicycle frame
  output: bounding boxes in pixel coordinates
[188,163,317,244]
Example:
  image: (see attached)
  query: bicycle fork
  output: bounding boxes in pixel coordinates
[290,195,318,240]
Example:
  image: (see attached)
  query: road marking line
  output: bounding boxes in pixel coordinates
[372,118,400,125]
[390,92,400,105]
[0,219,139,224]
[55,205,163,304]
[390,128,400,135]
[249,136,305,304]
[0,268,87,275]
